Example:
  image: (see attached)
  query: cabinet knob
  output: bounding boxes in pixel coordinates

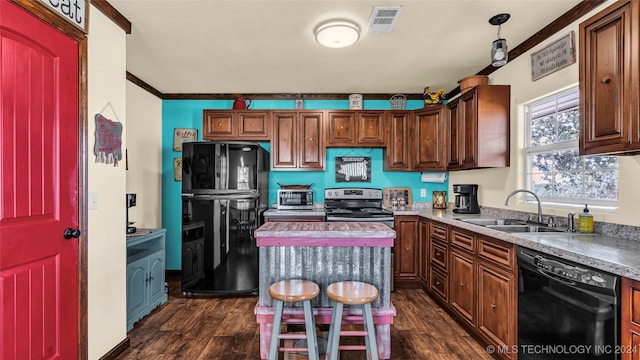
[217,122,222,127]
[460,283,464,287]
[308,138,313,142]
[601,77,611,84]
[491,303,496,309]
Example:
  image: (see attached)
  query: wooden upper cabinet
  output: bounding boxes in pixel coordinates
[446,85,510,170]
[326,110,385,147]
[271,111,324,170]
[413,105,447,171]
[384,111,412,171]
[579,0,640,155]
[203,110,269,140]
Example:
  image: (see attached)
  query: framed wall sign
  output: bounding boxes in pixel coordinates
[36,0,89,33]
[335,156,371,182]
[173,158,182,181]
[173,128,198,151]
[531,31,575,81]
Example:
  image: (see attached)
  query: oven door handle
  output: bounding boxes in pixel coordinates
[536,268,576,286]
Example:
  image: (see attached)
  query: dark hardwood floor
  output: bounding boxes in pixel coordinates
[116,273,494,359]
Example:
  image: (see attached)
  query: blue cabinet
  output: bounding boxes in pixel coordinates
[126,229,167,332]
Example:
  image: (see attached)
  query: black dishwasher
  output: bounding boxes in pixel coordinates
[517,247,620,360]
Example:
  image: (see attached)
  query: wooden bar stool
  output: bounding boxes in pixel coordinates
[325,281,379,360]
[268,279,320,360]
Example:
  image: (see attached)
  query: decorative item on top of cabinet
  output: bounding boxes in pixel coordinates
[621,277,640,360]
[271,111,325,170]
[446,85,510,170]
[326,110,386,147]
[202,110,270,141]
[393,215,420,288]
[579,0,640,155]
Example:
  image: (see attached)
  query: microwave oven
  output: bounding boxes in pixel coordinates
[277,189,314,210]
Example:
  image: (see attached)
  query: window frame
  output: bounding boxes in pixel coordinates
[523,87,618,209]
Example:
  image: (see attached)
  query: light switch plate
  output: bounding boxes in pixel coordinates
[89,192,98,210]
[420,189,426,197]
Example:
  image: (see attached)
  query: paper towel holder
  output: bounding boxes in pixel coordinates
[421,172,448,183]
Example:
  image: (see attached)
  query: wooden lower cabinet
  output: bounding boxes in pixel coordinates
[394,215,420,287]
[418,218,429,288]
[422,220,517,360]
[622,277,640,360]
[477,261,515,360]
[450,248,475,327]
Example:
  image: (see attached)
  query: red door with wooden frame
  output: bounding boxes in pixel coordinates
[1,1,80,359]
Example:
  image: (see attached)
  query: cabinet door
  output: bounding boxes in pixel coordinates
[394,216,419,286]
[127,257,148,321]
[271,112,298,169]
[357,111,386,146]
[477,261,515,357]
[147,251,166,304]
[450,249,475,327]
[237,111,270,140]
[447,101,461,168]
[384,111,412,170]
[418,218,429,288]
[327,111,355,146]
[414,106,446,171]
[579,0,638,155]
[298,111,324,170]
[203,111,235,139]
[621,277,640,360]
[460,92,478,167]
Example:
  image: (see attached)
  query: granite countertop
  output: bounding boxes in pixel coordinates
[394,206,640,281]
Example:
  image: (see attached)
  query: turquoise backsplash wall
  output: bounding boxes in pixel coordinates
[162,99,448,270]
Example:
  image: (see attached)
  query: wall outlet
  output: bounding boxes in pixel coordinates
[420,189,426,198]
[89,192,98,210]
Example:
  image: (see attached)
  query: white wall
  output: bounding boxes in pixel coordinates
[448,0,640,226]
[87,6,128,359]
[126,82,163,228]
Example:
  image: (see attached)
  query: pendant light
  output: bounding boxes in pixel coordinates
[489,13,510,67]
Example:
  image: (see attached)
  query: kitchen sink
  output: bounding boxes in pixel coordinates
[456,218,527,226]
[485,224,567,233]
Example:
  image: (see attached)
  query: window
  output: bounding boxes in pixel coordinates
[525,87,618,207]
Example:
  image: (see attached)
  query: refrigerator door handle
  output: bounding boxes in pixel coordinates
[186,193,259,201]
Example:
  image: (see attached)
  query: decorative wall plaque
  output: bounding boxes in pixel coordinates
[531,31,575,81]
[335,156,371,182]
[173,128,198,151]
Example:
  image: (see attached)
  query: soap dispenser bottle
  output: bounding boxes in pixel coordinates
[578,204,593,233]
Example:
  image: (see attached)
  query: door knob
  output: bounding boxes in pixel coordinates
[63,228,81,239]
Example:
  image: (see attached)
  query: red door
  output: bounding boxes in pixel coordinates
[1,1,80,359]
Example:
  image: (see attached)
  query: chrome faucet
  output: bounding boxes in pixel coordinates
[504,189,543,224]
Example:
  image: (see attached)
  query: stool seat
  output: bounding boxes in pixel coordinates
[326,281,378,305]
[269,279,320,303]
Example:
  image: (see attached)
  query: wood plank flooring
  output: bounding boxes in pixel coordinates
[116,273,494,359]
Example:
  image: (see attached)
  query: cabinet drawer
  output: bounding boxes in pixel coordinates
[430,222,448,241]
[430,239,448,271]
[451,228,475,252]
[430,267,448,303]
[478,236,514,270]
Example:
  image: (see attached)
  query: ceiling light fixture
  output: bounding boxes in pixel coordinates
[489,13,510,67]
[315,20,360,48]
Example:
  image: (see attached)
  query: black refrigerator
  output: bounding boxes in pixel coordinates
[181,141,269,296]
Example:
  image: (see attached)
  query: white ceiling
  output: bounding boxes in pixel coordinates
[108,0,582,95]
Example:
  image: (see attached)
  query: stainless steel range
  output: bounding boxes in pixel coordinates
[324,187,394,228]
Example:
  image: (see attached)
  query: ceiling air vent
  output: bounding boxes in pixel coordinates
[367,6,403,33]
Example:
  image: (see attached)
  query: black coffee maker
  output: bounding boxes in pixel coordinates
[452,184,480,214]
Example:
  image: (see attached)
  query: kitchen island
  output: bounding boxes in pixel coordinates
[254,221,395,359]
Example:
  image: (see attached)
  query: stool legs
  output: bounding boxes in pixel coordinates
[362,303,379,360]
[268,300,285,360]
[325,301,344,360]
[303,300,320,360]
